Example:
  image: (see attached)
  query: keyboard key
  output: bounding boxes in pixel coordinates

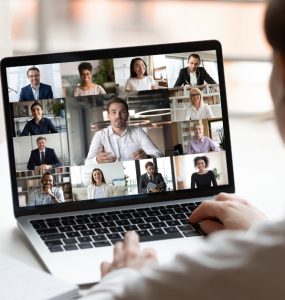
[92,235,107,241]
[95,228,110,234]
[144,216,159,223]
[61,219,77,226]
[101,221,116,228]
[152,222,167,228]
[78,236,92,243]
[49,246,63,252]
[180,218,190,225]
[76,218,91,225]
[177,224,195,232]
[66,232,81,238]
[109,226,124,233]
[166,220,180,226]
[41,233,66,241]
[87,223,102,229]
[172,213,187,220]
[116,219,130,226]
[63,244,78,251]
[140,232,183,242]
[60,216,75,220]
[58,226,73,233]
[106,211,121,216]
[76,214,91,219]
[45,240,63,247]
[164,227,179,234]
[183,231,201,237]
[78,243,93,249]
[146,211,161,217]
[80,229,95,236]
[130,218,145,225]
[36,228,58,235]
[46,221,62,228]
[122,209,136,213]
[124,225,139,231]
[90,216,105,223]
[62,238,77,245]
[136,230,151,237]
[106,233,121,240]
[157,215,173,222]
[132,212,147,218]
[159,208,175,215]
[32,223,48,230]
[104,215,119,221]
[119,213,133,220]
[138,223,153,230]
[30,219,45,224]
[150,228,165,235]
[93,241,111,247]
[73,224,88,231]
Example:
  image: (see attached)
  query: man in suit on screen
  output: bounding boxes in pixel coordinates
[27,136,61,170]
[139,161,166,193]
[19,66,53,101]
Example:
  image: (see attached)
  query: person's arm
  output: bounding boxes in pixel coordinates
[174,69,184,87]
[149,76,158,90]
[205,105,214,119]
[138,175,147,194]
[125,78,132,92]
[210,170,218,187]
[138,129,163,158]
[98,85,107,95]
[157,174,166,192]
[20,122,30,136]
[207,137,220,151]
[187,139,194,154]
[46,118,58,134]
[51,149,61,168]
[27,152,36,170]
[190,173,195,189]
[202,68,217,84]
[19,87,25,101]
[47,85,53,99]
[51,187,64,203]
[87,185,93,199]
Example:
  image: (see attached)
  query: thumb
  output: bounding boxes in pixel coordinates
[200,219,224,235]
[100,145,105,153]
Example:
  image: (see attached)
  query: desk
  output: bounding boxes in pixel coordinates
[1,112,285,275]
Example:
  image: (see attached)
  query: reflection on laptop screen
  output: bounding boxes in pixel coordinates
[2,41,234,211]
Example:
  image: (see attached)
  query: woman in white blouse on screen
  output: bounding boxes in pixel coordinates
[125,58,158,92]
[87,168,113,200]
[185,87,214,120]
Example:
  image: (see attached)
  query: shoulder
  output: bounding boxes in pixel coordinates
[21,85,30,90]
[40,83,52,89]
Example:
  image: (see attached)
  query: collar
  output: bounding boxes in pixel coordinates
[193,136,205,144]
[107,125,128,137]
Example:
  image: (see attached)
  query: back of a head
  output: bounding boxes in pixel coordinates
[265,0,285,53]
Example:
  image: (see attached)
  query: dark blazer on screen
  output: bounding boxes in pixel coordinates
[19,83,53,101]
[27,147,61,170]
[139,173,166,194]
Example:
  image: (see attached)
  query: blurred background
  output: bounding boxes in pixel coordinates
[1,0,271,114]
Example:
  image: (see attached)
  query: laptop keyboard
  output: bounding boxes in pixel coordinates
[30,202,202,253]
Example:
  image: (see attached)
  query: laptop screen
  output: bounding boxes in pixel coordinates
[1,40,234,216]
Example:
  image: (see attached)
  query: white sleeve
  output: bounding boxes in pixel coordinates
[125,78,132,92]
[81,220,285,300]
[85,132,103,165]
[139,128,163,158]
[206,105,214,118]
[148,76,156,87]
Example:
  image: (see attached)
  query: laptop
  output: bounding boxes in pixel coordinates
[0,40,234,285]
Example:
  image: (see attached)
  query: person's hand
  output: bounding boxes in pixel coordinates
[149,187,160,193]
[101,231,158,278]
[189,193,266,234]
[96,146,117,163]
[132,149,148,160]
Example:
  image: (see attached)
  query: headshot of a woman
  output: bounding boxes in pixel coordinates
[20,101,58,136]
[191,155,217,189]
[73,62,106,96]
[185,88,214,120]
[87,168,113,200]
[125,57,158,92]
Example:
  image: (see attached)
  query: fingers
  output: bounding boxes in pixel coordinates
[189,200,224,224]
[100,145,105,153]
[215,193,251,206]
[200,219,224,235]
[100,261,111,277]
[132,150,147,160]
[113,241,124,268]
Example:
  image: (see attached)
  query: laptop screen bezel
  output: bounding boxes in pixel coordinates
[1,40,235,218]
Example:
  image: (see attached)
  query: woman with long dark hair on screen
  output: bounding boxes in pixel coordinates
[125,57,158,92]
[191,155,217,189]
[87,168,113,199]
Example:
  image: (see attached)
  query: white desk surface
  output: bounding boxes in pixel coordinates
[1,112,285,273]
